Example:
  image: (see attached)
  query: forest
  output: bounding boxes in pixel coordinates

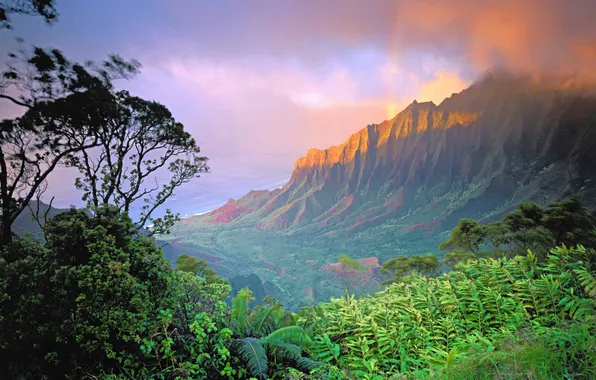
[1,2,596,379]
[2,195,596,378]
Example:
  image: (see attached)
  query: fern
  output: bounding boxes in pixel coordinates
[304,245,596,378]
[575,268,596,298]
[232,337,268,379]
[231,288,253,335]
[269,342,303,360]
[296,357,324,371]
[251,304,279,337]
[261,326,313,348]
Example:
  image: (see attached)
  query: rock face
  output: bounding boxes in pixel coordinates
[323,257,381,290]
[195,73,596,235]
[165,72,596,310]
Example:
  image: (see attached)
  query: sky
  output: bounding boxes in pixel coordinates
[1,0,595,217]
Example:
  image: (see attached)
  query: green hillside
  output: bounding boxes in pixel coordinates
[162,74,596,310]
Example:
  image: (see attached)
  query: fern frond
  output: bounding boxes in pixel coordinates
[296,357,325,372]
[251,304,279,337]
[575,268,596,298]
[231,288,253,335]
[261,326,313,348]
[277,311,298,327]
[231,337,268,379]
[269,342,303,361]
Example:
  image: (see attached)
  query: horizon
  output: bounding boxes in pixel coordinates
[1,0,595,218]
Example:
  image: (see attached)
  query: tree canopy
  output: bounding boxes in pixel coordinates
[0,47,140,244]
[175,253,222,284]
[439,198,596,260]
[0,46,207,244]
[381,254,439,284]
[0,0,57,29]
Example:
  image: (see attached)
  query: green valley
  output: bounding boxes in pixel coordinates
[161,73,596,310]
[2,1,596,379]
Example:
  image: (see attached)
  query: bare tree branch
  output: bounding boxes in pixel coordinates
[0,47,139,245]
[69,91,209,232]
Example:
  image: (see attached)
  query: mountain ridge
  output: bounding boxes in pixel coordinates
[192,74,596,234]
[163,72,596,309]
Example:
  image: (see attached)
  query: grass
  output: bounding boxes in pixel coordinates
[429,322,596,380]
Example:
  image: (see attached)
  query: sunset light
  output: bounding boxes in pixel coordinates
[1,1,596,378]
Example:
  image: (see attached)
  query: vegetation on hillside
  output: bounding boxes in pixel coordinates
[3,203,595,378]
[300,245,596,379]
[440,198,596,260]
[1,3,596,379]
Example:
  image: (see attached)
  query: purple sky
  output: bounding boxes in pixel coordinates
[1,0,595,217]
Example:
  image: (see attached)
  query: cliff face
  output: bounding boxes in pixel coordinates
[194,73,596,236]
[163,72,596,310]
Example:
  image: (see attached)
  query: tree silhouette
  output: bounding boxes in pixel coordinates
[0,47,139,244]
[0,0,57,29]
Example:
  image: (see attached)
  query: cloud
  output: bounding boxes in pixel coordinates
[390,0,596,80]
[151,0,596,80]
[154,59,364,109]
[6,0,595,214]
[415,71,470,105]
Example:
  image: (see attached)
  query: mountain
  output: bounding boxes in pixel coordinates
[162,72,596,309]
[12,201,70,239]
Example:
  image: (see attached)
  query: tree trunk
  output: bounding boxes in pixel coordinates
[0,149,12,246]
[1,211,12,246]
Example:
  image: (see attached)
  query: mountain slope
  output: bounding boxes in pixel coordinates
[12,201,69,239]
[163,72,596,309]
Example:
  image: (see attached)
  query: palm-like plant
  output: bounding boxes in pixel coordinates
[229,289,322,379]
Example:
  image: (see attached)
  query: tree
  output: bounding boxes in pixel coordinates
[439,199,596,261]
[175,253,222,284]
[439,218,485,254]
[139,268,234,379]
[484,221,510,248]
[543,198,596,248]
[0,207,175,377]
[0,0,57,29]
[175,253,202,273]
[0,47,139,245]
[66,90,208,234]
[0,207,238,378]
[443,251,477,267]
[381,255,439,284]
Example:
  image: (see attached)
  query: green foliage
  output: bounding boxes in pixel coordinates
[229,289,321,379]
[0,208,235,379]
[439,218,484,254]
[176,253,203,273]
[175,253,222,284]
[303,245,596,378]
[544,198,596,248]
[338,254,367,271]
[0,207,172,377]
[432,321,596,379]
[381,255,439,284]
[135,270,234,379]
[232,337,268,378]
[440,198,596,260]
[443,251,476,267]
[3,192,596,379]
